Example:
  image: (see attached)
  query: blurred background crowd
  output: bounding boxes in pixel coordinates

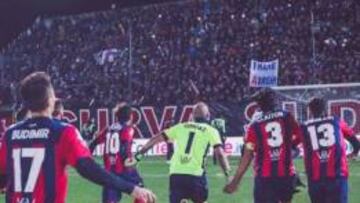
[0,0,359,108]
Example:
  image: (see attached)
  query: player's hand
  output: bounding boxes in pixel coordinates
[223,179,238,194]
[225,175,233,183]
[124,153,143,167]
[348,152,359,161]
[131,186,156,203]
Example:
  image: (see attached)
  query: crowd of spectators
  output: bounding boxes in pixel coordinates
[0,0,359,108]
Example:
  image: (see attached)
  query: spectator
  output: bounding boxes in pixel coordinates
[81,118,97,141]
[0,0,358,108]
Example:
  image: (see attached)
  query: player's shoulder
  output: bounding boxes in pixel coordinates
[7,117,69,131]
[51,118,76,132]
[109,122,122,131]
[198,122,219,134]
[252,109,288,124]
[6,120,27,132]
[50,119,82,141]
[121,124,135,137]
[304,115,336,125]
[170,122,185,130]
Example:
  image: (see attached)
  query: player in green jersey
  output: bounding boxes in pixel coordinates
[135,102,231,203]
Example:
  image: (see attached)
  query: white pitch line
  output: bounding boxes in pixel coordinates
[67,170,360,178]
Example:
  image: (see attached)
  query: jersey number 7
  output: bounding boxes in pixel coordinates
[13,148,45,192]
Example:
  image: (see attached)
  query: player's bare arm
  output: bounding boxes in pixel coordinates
[88,127,108,153]
[213,146,231,178]
[138,133,166,155]
[341,120,360,158]
[223,147,254,194]
[126,132,167,166]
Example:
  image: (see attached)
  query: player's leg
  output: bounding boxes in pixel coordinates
[190,174,209,203]
[102,186,121,203]
[307,181,325,203]
[169,175,189,203]
[119,170,145,203]
[253,177,278,203]
[276,176,297,203]
[131,172,145,203]
[325,178,348,203]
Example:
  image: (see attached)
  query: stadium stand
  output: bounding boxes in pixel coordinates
[0,0,359,108]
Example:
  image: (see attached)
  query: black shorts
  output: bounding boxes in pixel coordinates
[169,174,208,203]
[254,176,296,203]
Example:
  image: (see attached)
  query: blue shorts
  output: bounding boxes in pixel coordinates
[308,177,348,203]
[254,176,296,203]
[102,170,144,203]
[169,174,208,203]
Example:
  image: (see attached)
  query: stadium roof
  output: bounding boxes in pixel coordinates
[0,0,182,50]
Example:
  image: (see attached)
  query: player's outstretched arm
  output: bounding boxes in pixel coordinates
[223,147,253,194]
[214,146,231,178]
[125,133,166,167]
[340,120,360,157]
[138,133,166,155]
[346,136,360,158]
[75,157,156,202]
[88,127,108,153]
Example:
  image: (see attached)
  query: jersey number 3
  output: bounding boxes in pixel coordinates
[265,122,283,147]
[13,148,45,192]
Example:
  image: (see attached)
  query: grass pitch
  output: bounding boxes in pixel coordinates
[2,157,360,203]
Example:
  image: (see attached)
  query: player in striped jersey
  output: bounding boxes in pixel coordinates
[89,104,145,203]
[224,88,301,203]
[0,72,155,203]
[295,97,360,203]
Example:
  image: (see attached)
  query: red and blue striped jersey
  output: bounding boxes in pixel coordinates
[95,123,134,174]
[298,116,354,181]
[245,111,301,178]
[0,117,91,203]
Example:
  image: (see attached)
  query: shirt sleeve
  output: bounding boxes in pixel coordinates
[339,120,355,139]
[60,125,92,167]
[164,124,181,141]
[209,128,222,147]
[0,136,7,174]
[245,125,257,151]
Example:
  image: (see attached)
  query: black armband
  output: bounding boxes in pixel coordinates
[75,158,135,194]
